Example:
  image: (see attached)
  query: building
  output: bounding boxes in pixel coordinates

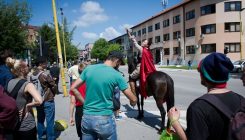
[84,43,94,60]
[111,0,245,65]
[108,34,130,56]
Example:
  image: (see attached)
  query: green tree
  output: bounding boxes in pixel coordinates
[0,0,31,56]
[91,38,122,61]
[91,38,108,61]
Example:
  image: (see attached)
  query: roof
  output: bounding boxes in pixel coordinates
[131,0,192,29]
[25,25,40,30]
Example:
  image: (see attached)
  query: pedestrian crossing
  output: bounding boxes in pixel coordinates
[119,95,187,129]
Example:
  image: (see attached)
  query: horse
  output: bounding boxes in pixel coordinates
[127,56,175,132]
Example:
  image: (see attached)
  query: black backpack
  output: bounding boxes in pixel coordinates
[199,94,245,140]
[5,79,27,131]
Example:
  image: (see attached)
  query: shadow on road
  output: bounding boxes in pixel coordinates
[123,104,162,132]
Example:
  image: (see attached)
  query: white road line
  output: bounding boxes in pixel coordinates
[119,110,187,128]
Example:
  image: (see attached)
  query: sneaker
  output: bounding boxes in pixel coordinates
[115,115,122,121]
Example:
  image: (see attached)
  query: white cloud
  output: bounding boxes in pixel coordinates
[82,32,99,40]
[99,27,121,41]
[73,1,108,27]
[119,24,134,31]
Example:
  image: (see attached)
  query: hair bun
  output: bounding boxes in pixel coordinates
[6,57,15,68]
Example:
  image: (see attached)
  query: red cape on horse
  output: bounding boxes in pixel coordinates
[140,47,156,98]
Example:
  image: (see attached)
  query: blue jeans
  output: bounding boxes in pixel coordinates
[36,100,55,140]
[82,114,117,140]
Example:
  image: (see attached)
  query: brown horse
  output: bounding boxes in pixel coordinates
[127,56,175,131]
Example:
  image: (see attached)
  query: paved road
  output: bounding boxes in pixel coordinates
[55,65,244,140]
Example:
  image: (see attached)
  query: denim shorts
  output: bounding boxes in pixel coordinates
[81,114,117,140]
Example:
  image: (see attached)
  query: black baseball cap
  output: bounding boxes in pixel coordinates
[108,51,125,65]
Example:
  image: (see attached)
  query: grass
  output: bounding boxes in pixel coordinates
[158,65,197,70]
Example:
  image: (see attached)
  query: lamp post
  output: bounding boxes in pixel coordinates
[60,8,67,68]
[240,8,245,59]
[161,41,165,65]
[177,37,181,65]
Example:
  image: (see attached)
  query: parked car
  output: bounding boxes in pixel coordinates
[233,59,245,73]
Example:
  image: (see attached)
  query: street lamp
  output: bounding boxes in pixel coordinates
[60,8,67,68]
[240,8,245,59]
[177,37,181,65]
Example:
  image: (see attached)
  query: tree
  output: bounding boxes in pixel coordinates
[0,0,31,56]
[91,38,122,61]
[91,38,108,61]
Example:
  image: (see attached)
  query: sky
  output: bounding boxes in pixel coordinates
[20,0,182,49]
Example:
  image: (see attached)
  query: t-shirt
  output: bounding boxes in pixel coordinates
[69,83,86,106]
[68,65,79,80]
[186,91,241,140]
[80,64,128,115]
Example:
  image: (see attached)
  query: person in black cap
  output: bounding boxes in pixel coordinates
[70,50,136,140]
[167,52,244,140]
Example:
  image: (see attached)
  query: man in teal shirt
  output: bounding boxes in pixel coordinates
[71,51,137,140]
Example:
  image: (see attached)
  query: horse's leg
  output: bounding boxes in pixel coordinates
[140,94,144,118]
[136,86,143,120]
[154,97,166,132]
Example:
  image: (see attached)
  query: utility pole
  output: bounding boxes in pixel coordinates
[60,8,67,68]
[51,0,68,97]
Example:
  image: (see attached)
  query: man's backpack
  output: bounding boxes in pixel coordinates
[30,72,46,100]
[199,94,245,140]
[5,79,27,131]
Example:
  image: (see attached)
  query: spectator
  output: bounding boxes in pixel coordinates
[168,52,244,140]
[49,62,60,93]
[71,50,137,140]
[31,56,57,140]
[188,60,192,70]
[6,58,43,140]
[0,49,15,87]
[69,63,87,139]
[68,60,79,85]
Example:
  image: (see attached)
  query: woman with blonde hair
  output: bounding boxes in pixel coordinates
[6,58,43,140]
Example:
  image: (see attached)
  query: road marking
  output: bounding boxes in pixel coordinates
[119,110,187,128]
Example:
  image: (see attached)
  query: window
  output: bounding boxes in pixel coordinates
[225,22,240,32]
[138,30,141,36]
[173,47,180,55]
[148,25,153,32]
[225,1,241,12]
[133,32,136,37]
[142,28,146,35]
[163,33,170,41]
[186,28,195,37]
[186,10,195,20]
[155,36,161,43]
[201,24,216,34]
[164,48,170,55]
[155,23,160,30]
[225,43,240,52]
[201,4,216,15]
[201,44,216,53]
[173,31,181,39]
[163,19,170,27]
[173,15,180,24]
[186,45,195,54]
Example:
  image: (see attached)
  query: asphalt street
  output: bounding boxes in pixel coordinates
[54,65,244,140]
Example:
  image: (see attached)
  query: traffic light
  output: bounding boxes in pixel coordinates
[224,47,229,54]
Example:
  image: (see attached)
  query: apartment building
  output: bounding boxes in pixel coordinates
[112,0,245,65]
[109,34,130,55]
